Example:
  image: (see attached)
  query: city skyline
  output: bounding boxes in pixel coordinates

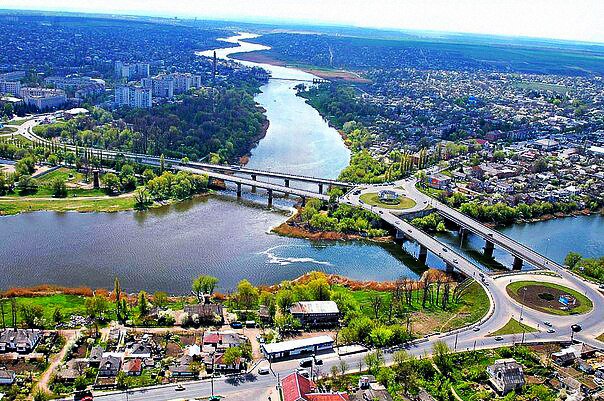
[2,0,604,44]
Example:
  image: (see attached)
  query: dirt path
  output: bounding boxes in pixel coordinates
[37,330,81,394]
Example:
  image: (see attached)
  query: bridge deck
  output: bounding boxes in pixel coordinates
[434,202,561,270]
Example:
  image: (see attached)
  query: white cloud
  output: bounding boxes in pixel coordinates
[3,0,604,43]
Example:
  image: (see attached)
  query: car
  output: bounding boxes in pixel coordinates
[544,321,552,327]
[453,258,458,264]
[473,326,480,332]
[599,284,604,290]
[230,321,243,329]
[547,328,556,333]
[258,368,270,375]
[315,358,323,365]
[378,211,383,214]
[442,248,448,252]
[494,336,503,341]
[296,368,310,378]
[299,358,313,368]
[175,385,185,392]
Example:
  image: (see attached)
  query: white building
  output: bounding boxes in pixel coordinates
[0,80,22,97]
[20,88,67,110]
[172,73,202,94]
[261,335,334,361]
[114,61,150,80]
[142,75,174,98]
[115,85,152,109]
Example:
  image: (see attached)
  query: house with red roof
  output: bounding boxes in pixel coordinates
[281,372,349,401]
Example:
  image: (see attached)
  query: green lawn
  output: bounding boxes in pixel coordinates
[0,127,17,134]
[0,195,136,215]
[506,281,593,315]
[2,294,89,328]
[359,192,416,210]
[597,333,604,342]
[488,318,538,337]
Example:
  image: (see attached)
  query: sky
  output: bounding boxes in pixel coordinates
[3,0,604,43]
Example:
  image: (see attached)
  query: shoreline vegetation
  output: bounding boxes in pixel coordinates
[0,270,490,337]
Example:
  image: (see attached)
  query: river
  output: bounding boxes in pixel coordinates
[0,33,601,292]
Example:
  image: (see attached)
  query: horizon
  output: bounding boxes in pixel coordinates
[2,0,604,44]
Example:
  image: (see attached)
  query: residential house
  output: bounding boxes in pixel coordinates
[486,358,525,395]
[122,358,143,376]
[0,370,16,385]
[88,346,104,367]
[98,356,122,377]
[427,173,451,189]
[280,372,349,401]
[203,351,245,373]
[290,301,340,327]
[183,303,224,324]
[169,355,197,379]
[0,329,41,353]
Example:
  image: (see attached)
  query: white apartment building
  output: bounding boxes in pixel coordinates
[0,80,22,97]
[172,73,202,94]
[142,75,174,98]
[114,61,150,80]
[115,85,152,109]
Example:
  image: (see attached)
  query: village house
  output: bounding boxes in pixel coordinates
[169,355,197,379]
[486,358,525,395]
[183,303,224,325]
[0,329,41,353]
[0,370,16,385]
[122,358,143,376]
[281,372,349,401]
[88,346,104,367]
[98,355,122,377]
[290,301,340,327]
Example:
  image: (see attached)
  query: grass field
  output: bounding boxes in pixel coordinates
[332,280,489,335]
[489,318,538,337]
[506,281,593,315]
[0,195,136,215]
[359,192,416,210]
[1,294,89,327]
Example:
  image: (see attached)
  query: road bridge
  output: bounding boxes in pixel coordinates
[269,77,329,84]
[432,201,562,271]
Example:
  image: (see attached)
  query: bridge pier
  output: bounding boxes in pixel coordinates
[459,227,468,241]
[513,256,523,270]
[484,240,495,258]
[267,189,273,207]
[318,183,323,194]
[236,183,242,198]
[418,245,428,265]
[284,179,289,188]
[445,263,455,273]
[300,196,306,207]
[251,174,257,193]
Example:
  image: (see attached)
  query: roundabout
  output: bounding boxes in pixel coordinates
[359,190,416,210]
[506,280,593,316]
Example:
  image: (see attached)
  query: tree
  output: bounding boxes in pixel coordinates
[564,252,582,269]
[276,289,295,313]
[222,346,243,367]
[102,173,120,194]
[20,304,44,328]
[233,280,259,313]
[15,157,35,176]
[51,178,68,198]
[74,375,88,391]
[364,350,384,375]
[370,294,383,320]
[133,188,152,210]
[153,291,168,308]
[433,341,452,375]
[138,291,148,317]
[192,275,219,303]
[52,307,63,325]
[16,174,37,194]
[159,154,165,173]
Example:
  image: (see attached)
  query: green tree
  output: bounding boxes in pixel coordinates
[153,291,168,308]
[222,346,243,367]
[364,350,384,375]
[564,252,582,269]
[138,291,148,317]
[233,280,259,312]
[20,304,44,328]
[51,178,68,198]
[102,173,120,194]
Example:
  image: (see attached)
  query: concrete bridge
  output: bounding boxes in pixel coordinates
[269,77,329,84]
[432,201,561,271]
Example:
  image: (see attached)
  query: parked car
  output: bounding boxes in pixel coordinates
[258,368,270,375]
[175,385,185,392]
[230,321,243,329]
[296,368,310,378]
[299,358,313,368]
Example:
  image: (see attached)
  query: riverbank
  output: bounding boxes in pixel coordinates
[231,51,371,83]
